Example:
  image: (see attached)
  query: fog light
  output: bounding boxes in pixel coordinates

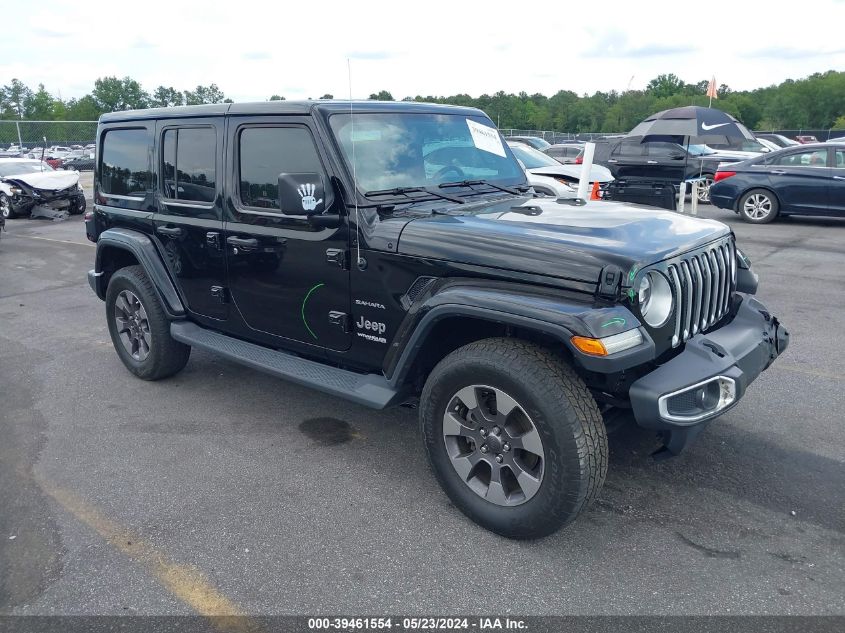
[658,376,737,423]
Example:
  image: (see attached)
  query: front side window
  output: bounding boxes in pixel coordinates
[161,127,216,203]
[100,128,151,197]
[773,149,829,168]
[328,113,524,193]
[835,150,845,169]
[239,126,324,211]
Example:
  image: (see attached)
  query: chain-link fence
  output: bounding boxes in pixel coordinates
[500,129,625,144]
[0,120,97,151]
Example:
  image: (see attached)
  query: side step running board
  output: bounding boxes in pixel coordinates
[170,322,401,409]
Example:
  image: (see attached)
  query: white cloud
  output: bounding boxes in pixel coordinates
[1,0,843,102]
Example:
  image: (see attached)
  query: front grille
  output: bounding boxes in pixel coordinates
[667,238,736,348]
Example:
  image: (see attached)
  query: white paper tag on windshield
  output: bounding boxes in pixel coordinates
[466,119,506,157]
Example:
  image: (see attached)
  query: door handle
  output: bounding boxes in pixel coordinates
[647,160,658,164]
[769,170,787,175]
[607,159,618,163]
[156,225,184,237]
[226,236,259,249]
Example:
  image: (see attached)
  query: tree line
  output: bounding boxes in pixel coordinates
[2,71,844,132]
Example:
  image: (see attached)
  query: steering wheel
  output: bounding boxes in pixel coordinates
[433,164,466,181]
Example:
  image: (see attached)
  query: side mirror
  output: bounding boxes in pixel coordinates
[278,172,326,216]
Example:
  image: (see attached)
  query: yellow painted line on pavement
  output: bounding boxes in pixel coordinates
[10,234,95,247]
[35,475,261,632]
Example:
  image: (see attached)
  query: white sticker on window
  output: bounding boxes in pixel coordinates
[466,119,505,157]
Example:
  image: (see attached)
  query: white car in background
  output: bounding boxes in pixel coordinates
[0,158,86,219]
[506,142,613,197]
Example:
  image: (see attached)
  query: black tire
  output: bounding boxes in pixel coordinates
[420,338,607,539]
[68,195,86,215]
[105,265,190,380]
[738,188,779,224]
[0,193,16,220]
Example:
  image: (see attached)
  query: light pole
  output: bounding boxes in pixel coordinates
[9,101,23,150]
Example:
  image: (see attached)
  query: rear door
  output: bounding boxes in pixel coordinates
[154,119,227,320]
[607,138,648,179]
[766,147,831,214]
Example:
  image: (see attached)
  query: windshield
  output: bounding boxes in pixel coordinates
[328,113,525,193]
[0,162,53,176]
[508,143,560,169]
[687,144,716,156]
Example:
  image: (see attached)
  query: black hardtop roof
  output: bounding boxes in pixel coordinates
[99,100,487,123]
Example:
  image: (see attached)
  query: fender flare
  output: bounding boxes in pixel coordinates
[384,281,652,386]
[93,228,185,317]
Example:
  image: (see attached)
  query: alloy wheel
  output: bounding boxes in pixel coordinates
[113,290,151,361]
[743,193,773,220]
[0,195,10,219]
[697,178,714,203]
[442,385,545,506]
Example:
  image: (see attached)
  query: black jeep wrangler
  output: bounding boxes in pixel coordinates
[86,101,788,539]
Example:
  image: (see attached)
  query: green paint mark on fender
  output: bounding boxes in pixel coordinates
[629,266,639,282]
[601,317,626,328]
[301,283,325,340]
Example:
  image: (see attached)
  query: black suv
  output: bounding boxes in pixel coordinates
[86,101,788,539]
[583,136,743,202]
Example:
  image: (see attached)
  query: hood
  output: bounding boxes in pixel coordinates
[397,196,731,285]
[528,163,614,183]
[2,170,79,190]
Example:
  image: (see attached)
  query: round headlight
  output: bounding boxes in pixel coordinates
[638,271,673,328]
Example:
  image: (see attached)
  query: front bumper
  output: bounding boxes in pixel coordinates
[629,295,788,454]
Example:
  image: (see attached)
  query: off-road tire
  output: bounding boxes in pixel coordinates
[420,338,608,539]
[739,188,779,224]
[105,265,190,380]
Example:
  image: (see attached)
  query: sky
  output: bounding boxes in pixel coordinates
[1,0,844,102]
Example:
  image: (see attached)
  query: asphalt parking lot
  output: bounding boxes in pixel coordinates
[1,185,843,616]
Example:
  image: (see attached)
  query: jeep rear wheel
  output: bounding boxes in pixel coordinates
[420,338,607,539]
[105,265,191,380]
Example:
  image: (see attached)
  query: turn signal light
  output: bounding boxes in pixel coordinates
[571,336,607,356]
[714,171,736,182]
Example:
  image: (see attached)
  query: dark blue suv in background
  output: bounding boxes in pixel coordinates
[710,143,845,223]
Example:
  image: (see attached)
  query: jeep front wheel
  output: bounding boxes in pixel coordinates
[420,338,607,539]
[105,265,191,380]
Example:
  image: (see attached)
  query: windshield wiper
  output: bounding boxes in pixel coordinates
[364,186,465,204]
[439,179,527,195]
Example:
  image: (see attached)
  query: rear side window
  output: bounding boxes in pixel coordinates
[161,127,216,203]
[100,128,151,197]
[239,127,323,211]
[836,150,845,169]
[612,139,645,157]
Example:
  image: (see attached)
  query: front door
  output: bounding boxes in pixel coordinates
[766,147,831,214]
[154,119,227,320]
[830,148,845,214]
[223,117,351,352]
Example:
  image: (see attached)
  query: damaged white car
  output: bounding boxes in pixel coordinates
[0,158,86,219]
